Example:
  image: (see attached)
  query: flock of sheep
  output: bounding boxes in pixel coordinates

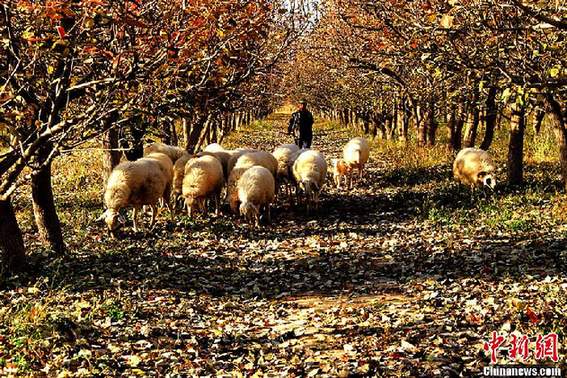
[98,133,496,236]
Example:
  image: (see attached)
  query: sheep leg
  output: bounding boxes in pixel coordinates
[214,194,220,216]
[265,205,272,224]
[201,198,208,216]
[132,207,139,232]
[149,204,157,230]
[163,183,172,212]
[186,199,192,217]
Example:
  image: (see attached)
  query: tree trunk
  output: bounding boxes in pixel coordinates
[416,105,427,146]
[31,161,65,254]
[371,119,378,138]
[386,117,395,140]
[0,198,26,272]
[122,117,145,161]
[463,111,478,147]
[182,118,191,150]
[161,117,171,145]
[170,120,178,146]
[507,103,526,186]
[480,87,498,151]
[363,116,370,135]
[452,101,465,151]
[195,114,213,152]
[426,100,437,146]
[447,106,457,151]
[186,114,208,153]
[533,108,545,135]
[544,94,567,191]
[102,128,121,189]
[397,99,409,142]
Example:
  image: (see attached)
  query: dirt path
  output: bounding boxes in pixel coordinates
[2,112,566,376]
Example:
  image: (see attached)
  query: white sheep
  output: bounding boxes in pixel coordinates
[272,144,300,199]
[453,147,497,190]
[238,166,275,227]
[226,148,258,178]
[182,155,224,216]
[203,143,225,152]
[144,142,187,163]
[227,151,278,213]
[100,157,169,235]
[292,150,328,213]
[172,153,193,210]
[198,150,232,181]
[340,137,370,189]
[144,152,174,210]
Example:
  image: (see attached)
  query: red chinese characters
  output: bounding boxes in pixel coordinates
[484,331,506,364]
[535,333,559,362]
[509,334,530,361]
[484,332,560,363]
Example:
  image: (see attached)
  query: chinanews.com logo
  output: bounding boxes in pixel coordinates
[482,332,562,378]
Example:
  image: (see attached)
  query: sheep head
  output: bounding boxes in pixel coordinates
[98,209,125,235]
[239,201,259,223]
[185,197,206,215]
[299,179,319,202]
[477,170,496,190]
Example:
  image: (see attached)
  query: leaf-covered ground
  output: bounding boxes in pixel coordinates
[1,112,567,376]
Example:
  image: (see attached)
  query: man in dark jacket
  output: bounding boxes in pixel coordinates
[288,101,314,148]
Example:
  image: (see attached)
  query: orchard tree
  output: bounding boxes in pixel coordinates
[280,0,566,186]
[0,0,311,271]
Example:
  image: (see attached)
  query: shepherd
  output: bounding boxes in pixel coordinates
[288,100,314,149]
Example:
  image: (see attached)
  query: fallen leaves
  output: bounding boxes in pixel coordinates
[2,115,566,375]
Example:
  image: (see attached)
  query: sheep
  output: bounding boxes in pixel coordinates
[143,152,174,210]
[172,150,229,210]
[238,166,276,227]
[341,137,370,188]
[172,153,193,210]
[198,150,232,181]
[227,151,278,213]
[182,155,224,216]
[99,157,169,236]
[203,143,225,152]
[272,144,300,179]
[272,144,300,200]
[144,142,187,163]
[292,150,327,213]
[226,148,258,178]
[453,147,497,190]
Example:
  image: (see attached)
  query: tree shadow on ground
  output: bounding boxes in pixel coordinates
[18,220,567,300]
[377,163,452,188]
[8,158,566,301]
